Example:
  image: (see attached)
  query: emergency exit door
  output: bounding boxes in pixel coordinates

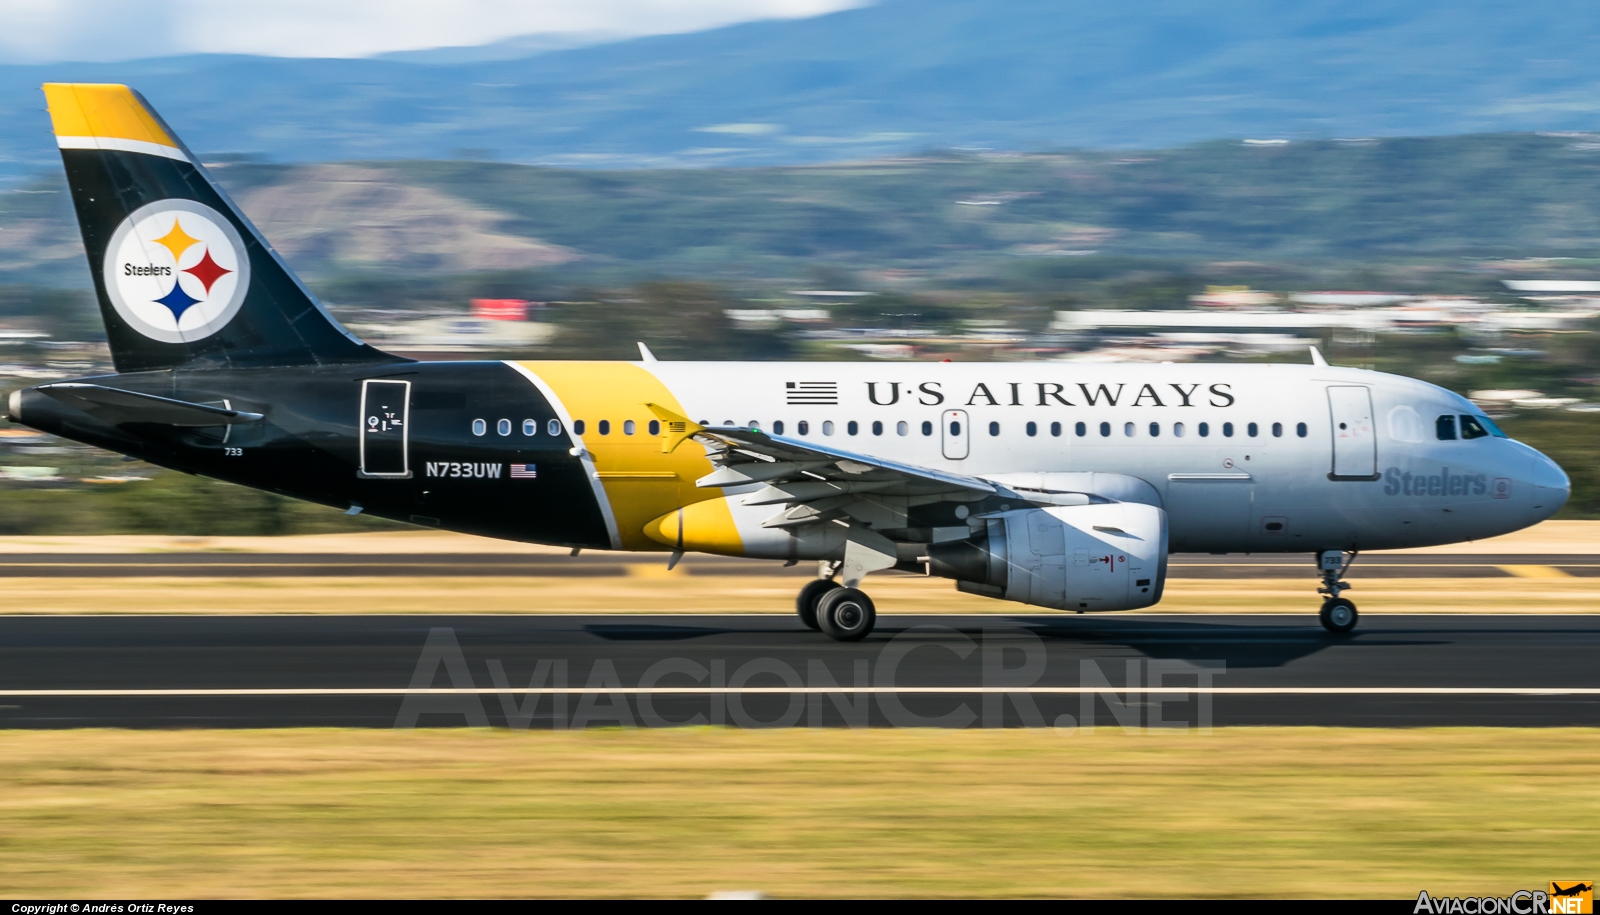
[1327,385,1377,480]
[941,409,970,460]
[359,379,411,478]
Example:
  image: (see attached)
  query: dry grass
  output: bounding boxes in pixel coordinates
[1,572,1598,615]
[0,727,1594,898]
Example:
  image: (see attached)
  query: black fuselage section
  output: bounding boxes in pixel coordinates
[15,361,611,548]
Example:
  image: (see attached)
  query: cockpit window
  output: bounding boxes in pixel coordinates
[1462,414,1505,439]
[1435,414,1457,441]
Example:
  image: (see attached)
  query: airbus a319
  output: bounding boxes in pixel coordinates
[8,84,1572,639]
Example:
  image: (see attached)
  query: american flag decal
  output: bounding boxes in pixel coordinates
[785,381,838,405]
[510,463,538,479]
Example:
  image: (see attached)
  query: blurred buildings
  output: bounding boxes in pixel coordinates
[341,298,555,354]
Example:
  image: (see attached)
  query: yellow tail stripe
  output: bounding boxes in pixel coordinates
[43,83,181,156]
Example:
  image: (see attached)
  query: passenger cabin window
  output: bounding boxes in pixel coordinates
[472,418,486,436]
[598,420,611,435]
[547,419,561,436]
[847,421,859,436]
[1174,422,1185,437]
[522,419,536,436]
[1223,422,1234,437]
[1272,422,1283,438]
[1459,415,1491,440]
[1247,422,1259,437]
[1124,422,1135,437]
[922,421,933,436]
[497,419,511,436]
[1296,422,1307,438]
[798,421,810,435]
[1075,422,1086,437]
[1436,415,1457,441]
[1051,422,1062,437]
[897,421,908,436]
[949,420,961,436]
[1199,422,1209,437]
[1026,421,1037,437]
[989,421,1000,436]
[649,420,661,435]
[873,421,884,436]
[573,420,586,435]
[822,421,834,436]
[773,420,785,435]
[623,420,636,435]
[1100,422,1111,437]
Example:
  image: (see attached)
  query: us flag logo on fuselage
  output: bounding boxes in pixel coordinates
[510,464,537,479]
[786,381,838,405]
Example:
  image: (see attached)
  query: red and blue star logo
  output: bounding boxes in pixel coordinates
[150,218,233,319]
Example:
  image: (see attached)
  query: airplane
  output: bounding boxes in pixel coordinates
[6,84,1571,640]
[1551,883,1593,897]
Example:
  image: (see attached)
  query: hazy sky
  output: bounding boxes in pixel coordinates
[0,0,863,63]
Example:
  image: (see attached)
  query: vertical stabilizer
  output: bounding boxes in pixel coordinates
[42,83,402,373]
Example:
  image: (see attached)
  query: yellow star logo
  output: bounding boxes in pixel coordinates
[151,218,201,263]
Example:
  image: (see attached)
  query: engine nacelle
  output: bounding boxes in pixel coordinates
[928,503,1168,612]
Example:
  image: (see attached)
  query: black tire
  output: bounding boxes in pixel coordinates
[1319,597,1358,634]
[795,579,840,631]
[817,587,876,641]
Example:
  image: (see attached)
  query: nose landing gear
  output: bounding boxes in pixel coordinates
[1316,550,1359,633]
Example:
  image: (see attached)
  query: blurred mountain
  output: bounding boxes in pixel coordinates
[2,0,1600,179]
[9,135,1600,289]
[372,31,634,64]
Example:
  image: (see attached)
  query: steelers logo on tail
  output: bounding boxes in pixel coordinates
[103,199,251,344]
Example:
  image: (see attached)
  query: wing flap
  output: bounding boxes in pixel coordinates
[695,425,997,496]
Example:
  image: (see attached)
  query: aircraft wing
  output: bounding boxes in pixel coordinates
[647,404,1000,532]
[36,383,265,427]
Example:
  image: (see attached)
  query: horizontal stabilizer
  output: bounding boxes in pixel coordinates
[36,383,264,426]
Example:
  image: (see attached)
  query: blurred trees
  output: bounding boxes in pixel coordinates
[549,281,793,361]
[0,472,408,536]
[830,293,962,332]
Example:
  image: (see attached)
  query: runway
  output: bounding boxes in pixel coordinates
[2,613,1598,728]
[0,551,1594,577]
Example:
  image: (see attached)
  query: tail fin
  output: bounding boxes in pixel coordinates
[42,83,402,373]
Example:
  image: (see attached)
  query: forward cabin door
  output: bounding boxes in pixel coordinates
[941,409,970,460]
[1327,385,1377,480]
[359,379,411,478]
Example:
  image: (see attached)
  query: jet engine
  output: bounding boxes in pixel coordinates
[928,502,1168,612]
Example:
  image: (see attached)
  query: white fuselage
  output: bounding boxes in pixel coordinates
[635,361,1569,553]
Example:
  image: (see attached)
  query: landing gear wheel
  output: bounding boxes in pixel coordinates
[1320,598,1358,634]
[816,587,876,641]
[795,579,840,631]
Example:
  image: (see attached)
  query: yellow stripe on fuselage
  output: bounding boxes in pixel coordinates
[515,361,742,554]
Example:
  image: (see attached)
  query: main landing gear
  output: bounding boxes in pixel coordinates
[1316,549,1359,634]
[797,561,877,641]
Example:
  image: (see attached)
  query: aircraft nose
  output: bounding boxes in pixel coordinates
[1525,448,1570,518]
